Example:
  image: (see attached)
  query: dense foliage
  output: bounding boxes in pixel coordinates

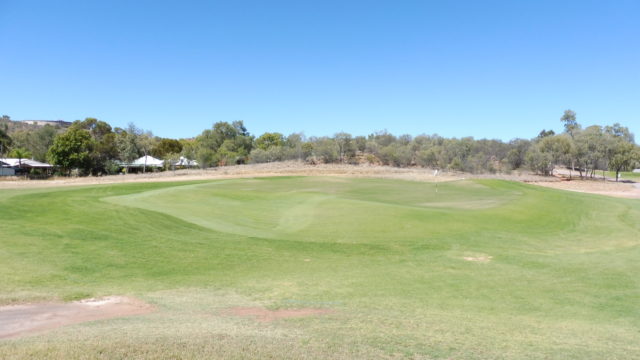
[0,111,638,177]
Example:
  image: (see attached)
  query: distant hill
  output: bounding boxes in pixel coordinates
[0,116,71,135]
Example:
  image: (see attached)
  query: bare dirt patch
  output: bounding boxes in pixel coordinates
[528,179,640,199]
[225,307,334,322]
[0,296,154,340]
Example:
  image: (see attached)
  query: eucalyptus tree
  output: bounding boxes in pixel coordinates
[334,132,355,162]
[116,123,142,172]
[0,122,11,156]
[196,121,253,166]
[559,110,581,177]
[608,140,638,181]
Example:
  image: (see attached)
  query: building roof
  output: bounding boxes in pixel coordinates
[0,158,54,168]
[129,155,164,167]
[173,156,198,166]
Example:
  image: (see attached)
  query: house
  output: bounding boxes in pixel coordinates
[131,155,164,168]
[119,155,199,172]
[173,156,198,168]
[633,169,640,174]
[0,158,54,176]
[0,160,15,176]
[120,155,165,172]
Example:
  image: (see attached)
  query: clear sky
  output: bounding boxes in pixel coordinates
[1,0,638,140]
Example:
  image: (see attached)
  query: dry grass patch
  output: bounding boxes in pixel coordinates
[224,307,335,322]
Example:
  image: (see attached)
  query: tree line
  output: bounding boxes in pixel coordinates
[0,111,638,178]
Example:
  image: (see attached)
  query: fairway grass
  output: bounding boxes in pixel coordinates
[607,170,640,181]
[1,177,640,359]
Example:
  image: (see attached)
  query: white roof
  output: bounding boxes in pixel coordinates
[131,155,164,167]
[0,158,53,168]
[173,156,198,166]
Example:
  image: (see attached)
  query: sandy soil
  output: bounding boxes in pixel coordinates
[0,296,153,339]
[225,307,334,322]
[527,179,640,199]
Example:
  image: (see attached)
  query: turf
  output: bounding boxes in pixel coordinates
[606,170,640,181]
[1,177,640,359]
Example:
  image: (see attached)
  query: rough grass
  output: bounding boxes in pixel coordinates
[1,177,640,359]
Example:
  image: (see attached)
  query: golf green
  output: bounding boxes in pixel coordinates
[1,177,639,359]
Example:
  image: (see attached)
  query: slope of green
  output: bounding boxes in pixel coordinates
[1,177,639,359]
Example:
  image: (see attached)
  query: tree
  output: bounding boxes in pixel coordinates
[526,147,554,175]
[71,118,118,175]
[524,135,572,176]
[47,128,94,175]
[195,148,216,169]
[537,129,555,139]
[180,138,198,160]
[0,122,11,156]
[559,110,581,178]
[605,123,635,143]
[152,138,183,159]
[608,140,639,182]
[416,147,442,169]
[312,137,339,163]
[334,132,354,162]
[196,121,253,166]
[286,133,310,160]
[255,132,284,150]
[560,110,580,138]
[163,152,182,171]
[575,126,606,178]
[506,139,531,170]
[379,143,413,167]
[116,123,142,172]
[8,148,31,167]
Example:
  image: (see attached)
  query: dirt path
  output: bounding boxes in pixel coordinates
[0,162,549,189]
[0,296,153,339]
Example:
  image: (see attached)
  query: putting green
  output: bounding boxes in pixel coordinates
[1,177,639,359]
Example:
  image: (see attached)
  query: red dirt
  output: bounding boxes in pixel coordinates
[225,307,334,322]
[0,296,154,339]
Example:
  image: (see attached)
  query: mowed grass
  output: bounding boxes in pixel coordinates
[606,170,640,181]
[1,176,640,359]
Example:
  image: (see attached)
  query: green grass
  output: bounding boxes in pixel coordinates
[1,177,640,359]
[606,170,640,181]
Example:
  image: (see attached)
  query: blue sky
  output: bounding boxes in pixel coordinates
[1,0,638,140]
